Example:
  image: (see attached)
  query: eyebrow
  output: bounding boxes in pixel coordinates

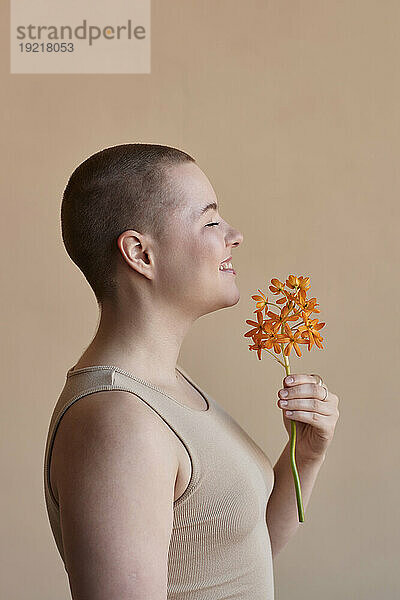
[196,202,218,218]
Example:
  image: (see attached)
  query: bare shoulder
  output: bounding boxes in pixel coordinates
[52,390,179,599]
[51,389,180,507]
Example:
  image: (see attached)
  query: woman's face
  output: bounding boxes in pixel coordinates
[154,162,244,318]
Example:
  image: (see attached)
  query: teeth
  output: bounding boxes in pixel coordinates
[219,261,233,271]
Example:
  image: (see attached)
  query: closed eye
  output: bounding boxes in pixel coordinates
[205,222,220,227]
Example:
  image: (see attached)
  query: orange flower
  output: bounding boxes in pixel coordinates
[274,288,296,305]
[281,323,309,357]
[298,276,311,294]
[269,278,286,295]
[266,304,300,332]
[251,289,268,313]
[298,311,326,350]
[245,273,326,361]
[260,324,287,354]
[295,290,320,315]
[248,336,269,360]
[244,309,266,338]
[286,274,310,294]
[286,274,301,289]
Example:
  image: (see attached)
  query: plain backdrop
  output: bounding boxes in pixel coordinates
[1,1,399,598]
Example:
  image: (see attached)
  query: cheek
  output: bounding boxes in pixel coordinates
[158,228,222,282]
[181,232,218,266]
[197,232,222,260]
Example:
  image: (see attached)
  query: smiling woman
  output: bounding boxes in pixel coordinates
[43,143,274,600]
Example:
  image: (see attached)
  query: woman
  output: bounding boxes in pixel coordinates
[43,143,339,599]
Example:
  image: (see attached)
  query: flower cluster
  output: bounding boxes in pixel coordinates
[244,275,325,365]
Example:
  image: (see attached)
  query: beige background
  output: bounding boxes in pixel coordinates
[1,1,399,598]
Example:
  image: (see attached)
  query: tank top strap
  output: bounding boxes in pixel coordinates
[44,364,214,512]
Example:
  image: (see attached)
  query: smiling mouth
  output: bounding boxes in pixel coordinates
[219,260,236,274]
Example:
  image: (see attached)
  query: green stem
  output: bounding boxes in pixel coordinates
[280,326,305,523]
[264,347,286,367]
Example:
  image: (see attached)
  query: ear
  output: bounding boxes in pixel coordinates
[117,230,154,279]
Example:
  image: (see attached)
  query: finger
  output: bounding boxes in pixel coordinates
[277,396,332,415]
[309,373,323,387]
[284,409,330,425]
[278,382,328,401]
[283,373,324,388]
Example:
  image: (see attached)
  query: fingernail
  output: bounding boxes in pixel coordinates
[280,389,288,397]
[280,400,287,406]
[286,376,294,384]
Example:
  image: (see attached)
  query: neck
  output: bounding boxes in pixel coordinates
[75,293,196,388]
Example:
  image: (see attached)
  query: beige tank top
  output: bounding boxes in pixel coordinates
[43,364,275,599]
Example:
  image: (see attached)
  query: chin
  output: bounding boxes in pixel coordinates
[229,291,241,306]
[199,290,240,317]
[220,287,241,309]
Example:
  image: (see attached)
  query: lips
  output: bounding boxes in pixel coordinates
[220,255,232,265]
[219,256,236,274]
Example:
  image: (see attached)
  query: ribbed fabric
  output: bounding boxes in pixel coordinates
[43,364,275,599]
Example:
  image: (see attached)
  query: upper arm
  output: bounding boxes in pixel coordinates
[54,391,179,600]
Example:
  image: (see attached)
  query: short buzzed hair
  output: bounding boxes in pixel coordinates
[61,143,195,304]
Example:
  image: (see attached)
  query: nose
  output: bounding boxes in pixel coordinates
[231,228,243,248]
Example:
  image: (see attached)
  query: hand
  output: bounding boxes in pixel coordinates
[277,373,340,462]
